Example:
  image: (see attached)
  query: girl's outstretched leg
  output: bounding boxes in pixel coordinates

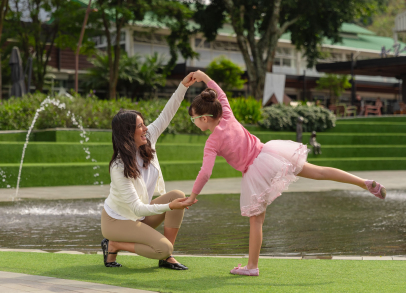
[297,162,386,198]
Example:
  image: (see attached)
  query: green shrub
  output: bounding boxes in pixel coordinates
[206,56,246,93]
[258,104,336,132]
[0,93,203,135]
[229,96,262,124]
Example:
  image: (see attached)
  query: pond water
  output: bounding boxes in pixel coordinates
[0,190,405,256]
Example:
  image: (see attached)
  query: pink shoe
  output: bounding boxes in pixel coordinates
[365,180,386,199]
[230,264,259,276]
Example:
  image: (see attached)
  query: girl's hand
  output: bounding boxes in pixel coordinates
[182,197,196,206]
[169,197,198,210]
[182,72,196,87]
[182,192,198,206]
[193,70,211,83]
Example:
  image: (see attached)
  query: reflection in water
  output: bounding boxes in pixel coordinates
[0,190,405,256]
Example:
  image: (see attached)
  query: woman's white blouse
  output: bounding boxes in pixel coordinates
[104,83,188,221]
[104,154,159,220]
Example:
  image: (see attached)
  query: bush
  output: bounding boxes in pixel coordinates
[0,93,203,135]
[229,96,262,124]
[206,56,246,93]
[258,104,336,132]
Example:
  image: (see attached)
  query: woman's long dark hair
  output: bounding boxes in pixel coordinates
[109,109,155,179]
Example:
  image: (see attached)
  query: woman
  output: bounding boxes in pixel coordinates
[101,73,197,270]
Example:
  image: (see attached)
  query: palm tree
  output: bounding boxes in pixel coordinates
[84,51,167,100]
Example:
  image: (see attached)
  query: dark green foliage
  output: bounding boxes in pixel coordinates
[206,56,246,92]
[83,52,167,99]
[316,74,352,103]
[229,96,262,124]
[194,0,384,100]
[91,0,197,98]
[258,104,336,132]
[0,93,202,134]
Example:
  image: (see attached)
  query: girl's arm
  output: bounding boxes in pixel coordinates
[187,139,218,202]
[148,72,195,143]
[206,80,233,120]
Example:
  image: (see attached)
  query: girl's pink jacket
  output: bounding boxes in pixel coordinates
[192,80,264,195]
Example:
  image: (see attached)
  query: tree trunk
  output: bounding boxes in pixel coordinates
[0,0,9,100]
[0,54,2,100]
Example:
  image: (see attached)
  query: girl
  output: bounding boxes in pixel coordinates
[185,70,386,276]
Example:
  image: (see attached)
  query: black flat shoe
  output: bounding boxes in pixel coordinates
[101,238,122,268]
[158,256,188,270]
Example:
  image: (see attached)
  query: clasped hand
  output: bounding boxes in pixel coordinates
[169,197,198,210]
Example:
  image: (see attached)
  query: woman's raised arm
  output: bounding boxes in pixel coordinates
[148,73,195,143]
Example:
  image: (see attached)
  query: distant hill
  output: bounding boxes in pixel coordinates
[363,0,406,42]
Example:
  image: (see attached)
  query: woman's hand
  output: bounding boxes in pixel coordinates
[182,72,196,87]
[193,70,211,84]
[169,197,198,210]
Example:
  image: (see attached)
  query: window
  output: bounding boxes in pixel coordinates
[282,58,291,67]
[274,47,294,68]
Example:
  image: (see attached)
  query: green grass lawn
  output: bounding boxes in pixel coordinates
[1,252,405,292]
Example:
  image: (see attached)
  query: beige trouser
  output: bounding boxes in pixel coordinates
[101,190,185,260]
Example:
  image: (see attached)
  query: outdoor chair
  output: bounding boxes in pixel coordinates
[345,105,357,117]
[364,99,382,116]
[394,102,406,115]
[329,104,345,117]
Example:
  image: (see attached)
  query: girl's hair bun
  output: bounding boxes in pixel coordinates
[201,88,217,102]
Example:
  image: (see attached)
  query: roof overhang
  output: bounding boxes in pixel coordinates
[316,56,406,79]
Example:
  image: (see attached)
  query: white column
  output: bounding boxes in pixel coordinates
[190,36,195,67]
[295,50,301,75]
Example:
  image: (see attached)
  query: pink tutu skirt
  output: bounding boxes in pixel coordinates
[240,140,310,217]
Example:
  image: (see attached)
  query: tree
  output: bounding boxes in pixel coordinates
[7,0,96,92]
[84,51,166,100]
[91,0,197,99]
[316,74,351,104]
[366,0,406,42]
[0,0,9,100]
[194,0,384,100]
[206,55,246,94]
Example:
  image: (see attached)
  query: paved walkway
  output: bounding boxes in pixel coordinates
[0,271,156,293]
[1,170,406,201]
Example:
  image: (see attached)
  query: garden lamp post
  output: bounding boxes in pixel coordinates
[75,0,97,93]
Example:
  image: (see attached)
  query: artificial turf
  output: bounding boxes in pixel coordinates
[0,252,405,292]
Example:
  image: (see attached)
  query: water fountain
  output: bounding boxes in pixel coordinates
[13,96,101,201]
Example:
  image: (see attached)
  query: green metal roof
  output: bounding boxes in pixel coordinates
[340,23,376,36]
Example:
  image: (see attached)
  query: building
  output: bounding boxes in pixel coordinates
[42,5,405,112]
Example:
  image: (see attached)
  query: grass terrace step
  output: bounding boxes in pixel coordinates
[1,157,406,188]
[251,132,406,145]
[336,116,406,122]
[0,158,240,188]
[327,122,406,133]
[0,129,112,142]
[1,142,406,163]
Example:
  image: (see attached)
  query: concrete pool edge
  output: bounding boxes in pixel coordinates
[1,249,405,260]
[1,170,406,201]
